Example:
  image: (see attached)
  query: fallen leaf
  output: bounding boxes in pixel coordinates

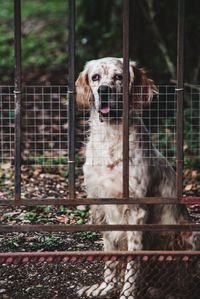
[184,184,193,191]
[192,170,198,178]
[55,215,69,224]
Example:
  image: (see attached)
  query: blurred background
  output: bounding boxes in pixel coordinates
[0,0,199,85]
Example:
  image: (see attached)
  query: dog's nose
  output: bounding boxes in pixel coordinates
[97,85,112,100]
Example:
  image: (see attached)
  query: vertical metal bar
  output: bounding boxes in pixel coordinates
[176,0,184,200]
[123,0,130,198]
[68,0,76,199]
[14,0,22,200]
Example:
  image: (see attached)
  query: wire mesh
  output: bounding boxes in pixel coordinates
[22,86,68,167]
[21,86,69,199]
[0,84,200,298]
[0,252,200,299]
[0,85,199,199]
[183,86,200,197]
[0,86,15,199]
[184,87,200,161]
[0,86,15,164]
[77,85,177,167]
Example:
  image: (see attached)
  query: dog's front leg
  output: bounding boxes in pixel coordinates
[120,207,146,299]
[101,231,127,295]
[78,231,125,298]
[119,231,142,299]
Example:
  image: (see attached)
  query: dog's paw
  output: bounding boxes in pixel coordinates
[77,282,116,298]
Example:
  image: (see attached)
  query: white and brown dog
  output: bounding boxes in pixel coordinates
[76,57,196,298]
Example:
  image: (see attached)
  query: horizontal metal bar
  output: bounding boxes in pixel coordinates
[0,250,200,264]
[0,252,199,265]
[0,224,200,233]
[181,197,200,204]
[0,197,199,206]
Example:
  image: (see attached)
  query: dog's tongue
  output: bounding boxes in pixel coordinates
[100,106,110,114]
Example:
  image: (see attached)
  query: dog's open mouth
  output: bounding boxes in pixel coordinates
[100,105,110,115]
[99,95,123,120]
[99,104,123,120]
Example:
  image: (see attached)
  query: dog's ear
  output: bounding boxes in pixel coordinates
[130,64,158,109]
[75,70,92,107]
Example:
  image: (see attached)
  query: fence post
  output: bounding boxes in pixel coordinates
[14,0,22,200]
[68,0,76,199]
[123,0,130,199]
[176,0,184,200]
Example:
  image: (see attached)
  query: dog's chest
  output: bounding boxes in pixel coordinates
[83,122,148,197]
[85,127,122,166]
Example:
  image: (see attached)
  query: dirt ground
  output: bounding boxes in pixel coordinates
[0,232,104,299]
[0,166,200,298]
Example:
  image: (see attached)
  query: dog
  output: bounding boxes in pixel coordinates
[75,57,197,298]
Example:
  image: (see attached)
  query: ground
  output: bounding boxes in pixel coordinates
[0,151,200,299]
[0,232,104,299]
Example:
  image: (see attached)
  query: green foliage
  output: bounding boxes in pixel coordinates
[2,213,13,222]
[76,0,122,69]
[74,231,97,240]
[0,0,123,81]
[28,155,82,176]
[22,0,68,71]
[3,236,20,249]
[2,205,89,227]
[0,0,68,82]
[23,211,38,223]
[29,156,68,166]
[0,0,199,83]
[183,91,200,167]
[0,174,6,187]
[31,235,59,250]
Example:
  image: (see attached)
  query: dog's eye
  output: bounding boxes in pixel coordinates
[92,74,100,81]
[114,74,123,81]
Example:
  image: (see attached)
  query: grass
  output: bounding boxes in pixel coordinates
[31,235,59,250]
[29,156,68,166]
[27,154,82,177]
[74,231,98,240]
[3,236,20,249]
[2,205,89,225]
[0,0,68,82]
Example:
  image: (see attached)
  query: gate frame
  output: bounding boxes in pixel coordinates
[0,0,200,260]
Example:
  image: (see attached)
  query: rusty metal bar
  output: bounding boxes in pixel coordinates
[0,224,200,233]
[181,197,200,204]
[0,197,183,206]
[176,0,184,200]
[0,197,200,206]
[122,0,130,198]
[14,0,22,200]
[0,251,200,265]
[68,0,76,199]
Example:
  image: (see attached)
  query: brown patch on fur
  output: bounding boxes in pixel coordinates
[75,71,92,107]
[109,145,115,159]
[177,220,194,250]
[114,192,123,198]
[137,218,144,225]
[131,66,158,110]
[133,238,139,245]
[132,176,141,185]
[107,159,122,170]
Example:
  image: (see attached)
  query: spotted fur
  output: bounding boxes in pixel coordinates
[76,57,197,298]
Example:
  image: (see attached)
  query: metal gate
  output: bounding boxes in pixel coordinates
[0,0,200,298]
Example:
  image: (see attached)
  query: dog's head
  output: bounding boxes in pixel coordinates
[76,57,157,121]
